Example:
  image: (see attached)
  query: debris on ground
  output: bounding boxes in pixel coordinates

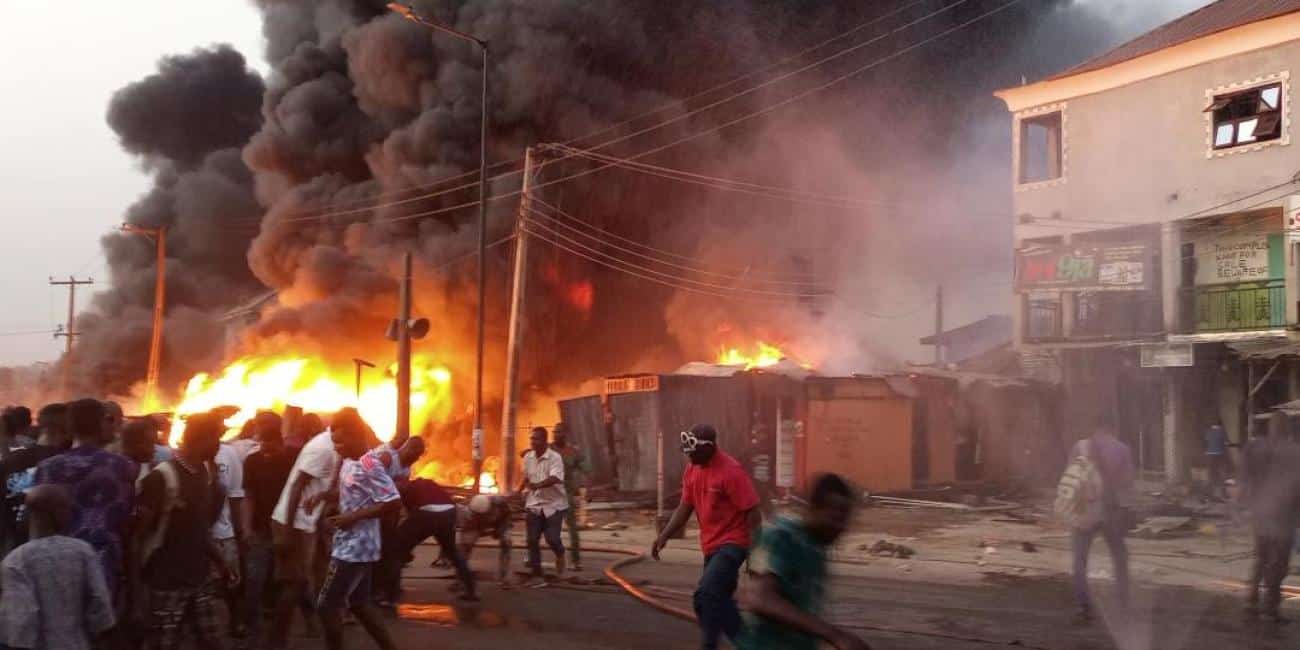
[1021,541,1038,553]
[869,540,916,558]
[601,522,629,531]
[1132,516,1196,539]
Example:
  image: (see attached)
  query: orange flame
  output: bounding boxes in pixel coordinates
[164,354,453,446]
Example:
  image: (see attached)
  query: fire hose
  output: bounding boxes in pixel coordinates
[416,540,1047,648]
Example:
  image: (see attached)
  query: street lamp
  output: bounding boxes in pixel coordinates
[387,2,492,488]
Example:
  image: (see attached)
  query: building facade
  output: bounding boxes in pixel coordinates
[996,1,1300,482]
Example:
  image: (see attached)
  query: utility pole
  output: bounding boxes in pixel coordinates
[500,146,544,492]
[933,284,944,365]
[122,224,166,408]
[49,275,94,396]
[396,252,413,442]
[352,358,375,399]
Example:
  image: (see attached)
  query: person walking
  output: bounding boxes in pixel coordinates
[267,418,338,648]
[316,409,399,650]
[242,417,297,644]
[1242,412,1300,623]
[737,473,868,650]
[0,484,115,650]
[521,427,567,582]
[135,411,237,650]
[33,399,138,607]
[652,424,761,650]
[1062,420,1134,624]
[551,422,589,571]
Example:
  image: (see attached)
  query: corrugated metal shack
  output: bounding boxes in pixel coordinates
[557,363,1062,498]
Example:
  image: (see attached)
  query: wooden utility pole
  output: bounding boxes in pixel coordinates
[122,225,167,408]
[49,275,94,396]
[500,146,543,492]
[396,252,414,442]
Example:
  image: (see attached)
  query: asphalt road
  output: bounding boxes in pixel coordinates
[279,544,1297,650]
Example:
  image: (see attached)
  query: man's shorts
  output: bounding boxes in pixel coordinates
[271,521,318,584]
[316,558,373,610]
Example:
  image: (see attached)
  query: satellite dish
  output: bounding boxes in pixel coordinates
[410,318,430,340]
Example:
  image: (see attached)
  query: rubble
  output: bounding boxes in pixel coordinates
[869,540,917,559]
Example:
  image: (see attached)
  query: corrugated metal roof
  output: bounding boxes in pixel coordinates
[1052,0,1300,80]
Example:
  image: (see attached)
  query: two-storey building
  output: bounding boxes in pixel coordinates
[997,0,1300,482]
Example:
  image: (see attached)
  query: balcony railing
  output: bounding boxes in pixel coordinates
[1181,279,1286,333]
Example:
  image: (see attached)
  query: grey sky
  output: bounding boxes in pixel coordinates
[0,1,264,365]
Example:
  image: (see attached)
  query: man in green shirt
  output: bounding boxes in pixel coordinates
[737,473,868,650]
[551,422,590,570]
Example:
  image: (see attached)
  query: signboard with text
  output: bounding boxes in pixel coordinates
[1140,343,1194,368]
[1016,242,1151,292]
[1193,232,1282,286]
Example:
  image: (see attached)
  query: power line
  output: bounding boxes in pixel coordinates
[522,210,832,299]
[526,200,829,287]
[253,0,1000,227]
[0,329,57,338]
[234,0,937,225]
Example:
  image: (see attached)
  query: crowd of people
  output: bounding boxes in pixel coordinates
[0,398,871,650]
[0,399,603,650]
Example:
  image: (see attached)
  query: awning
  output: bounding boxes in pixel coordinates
[1227,338,1300,359]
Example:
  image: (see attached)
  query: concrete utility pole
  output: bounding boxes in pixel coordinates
[500,145,545,492]
[122,224,166,408]
[387,1,492,490]
[49,275,94,396]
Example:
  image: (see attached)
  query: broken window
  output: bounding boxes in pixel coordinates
[1208,82,1283,150]
[1018,111,1062,184]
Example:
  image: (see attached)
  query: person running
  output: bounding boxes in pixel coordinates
[1242,412,1300,623]
[458,494,513,588]
[33,399,138,606]
[551,422,590,571]
[737,473,868,650]
[1066,420,1134,624]
[267,417,338,648]
[317,409,399,650]
[136,411,237,650]
[652,424,761,650]
[521,427,567,582]
[0,484,115,650]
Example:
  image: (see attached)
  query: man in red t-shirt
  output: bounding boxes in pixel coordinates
[652,424,761,649]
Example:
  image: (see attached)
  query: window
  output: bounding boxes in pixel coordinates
[1019,112,1062,184]
[1208,83,1282,150]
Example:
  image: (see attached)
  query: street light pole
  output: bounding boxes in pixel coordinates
[388,2,492,487]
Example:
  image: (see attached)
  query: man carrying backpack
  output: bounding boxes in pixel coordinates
[1060,420,1134,624]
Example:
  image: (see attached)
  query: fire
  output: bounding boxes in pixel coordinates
[165,354,453,446]
[717,341,795,369]
[414,455,500,494]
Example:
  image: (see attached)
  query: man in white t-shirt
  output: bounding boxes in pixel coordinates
[212,441,247,638]
[268,426,338,648]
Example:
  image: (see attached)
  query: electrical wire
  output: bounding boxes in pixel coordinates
[245,0,1001,227]
[520,220,830,303]
[525,201,829,287]
[0,329,57,338]
[522,210,833,298]
[229,0,937,225]
[524,0,1027,202]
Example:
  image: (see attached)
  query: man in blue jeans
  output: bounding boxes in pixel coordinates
[521,427,567,581]
[652,424,761,649]
[1068,422,1134,624]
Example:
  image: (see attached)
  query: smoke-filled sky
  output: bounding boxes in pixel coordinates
[0,1,265,365]
[0,0,1214,373]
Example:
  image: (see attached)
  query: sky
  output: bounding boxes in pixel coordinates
[0,1,265,365]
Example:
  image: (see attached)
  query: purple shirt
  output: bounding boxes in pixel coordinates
[1071,434,1134,503]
